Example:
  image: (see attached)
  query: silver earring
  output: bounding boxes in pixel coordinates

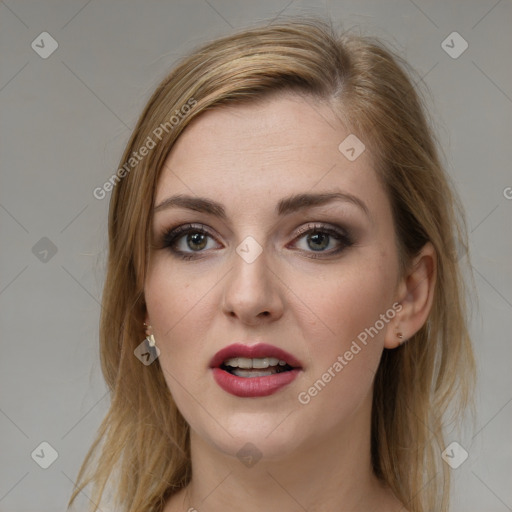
[144,322,156,347]
[146,334,156,347]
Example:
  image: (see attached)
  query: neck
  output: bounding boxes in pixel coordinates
[174,393,399,511]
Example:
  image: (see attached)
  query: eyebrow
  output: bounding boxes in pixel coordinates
[153,191,370,219]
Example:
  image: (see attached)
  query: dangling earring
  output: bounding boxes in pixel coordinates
[144,322,156,347]
[146,333,156,347]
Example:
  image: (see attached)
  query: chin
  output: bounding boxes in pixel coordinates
[192,409,308,462]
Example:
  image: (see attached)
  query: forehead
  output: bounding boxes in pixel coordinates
[155,93,386,219]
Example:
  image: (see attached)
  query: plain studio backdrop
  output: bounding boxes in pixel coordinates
[0,1,511,511]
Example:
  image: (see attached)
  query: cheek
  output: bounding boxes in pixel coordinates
[304,259,396,347]
[292,266,395,431]
[145,258,206,333]
[144,268,217,433]
[294,254,397,401]
[144,260,215,377]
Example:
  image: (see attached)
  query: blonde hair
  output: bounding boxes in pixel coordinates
[68,17,475,512]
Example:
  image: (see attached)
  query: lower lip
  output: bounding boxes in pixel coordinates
[211,367,300,397]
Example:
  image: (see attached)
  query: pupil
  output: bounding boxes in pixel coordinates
[188,232,207,250]
[308,232,328,251]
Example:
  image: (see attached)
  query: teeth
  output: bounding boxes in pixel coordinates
[224,357,287,369]
[231,368,276,378]
[253,358,269,369]
[225,357,252,369]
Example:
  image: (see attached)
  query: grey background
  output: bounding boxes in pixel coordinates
[0,1,511,511]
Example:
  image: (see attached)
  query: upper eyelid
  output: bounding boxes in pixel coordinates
[163,221,345,236]
[294,222,348,237]
[158,223,220,248]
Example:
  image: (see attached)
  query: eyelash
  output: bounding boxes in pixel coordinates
[159,222,354,261]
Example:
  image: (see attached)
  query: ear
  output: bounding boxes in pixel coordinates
[384,242,437,349]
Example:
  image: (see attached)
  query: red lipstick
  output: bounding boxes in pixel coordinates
[210,343,302,398]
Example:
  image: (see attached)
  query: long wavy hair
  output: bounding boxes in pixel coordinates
[68,17,475,512]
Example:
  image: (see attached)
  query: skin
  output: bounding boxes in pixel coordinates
[144,92,436,511]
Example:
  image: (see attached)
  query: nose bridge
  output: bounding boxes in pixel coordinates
[222,235,283,321]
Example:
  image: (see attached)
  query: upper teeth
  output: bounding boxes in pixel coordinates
[224,357,287,369]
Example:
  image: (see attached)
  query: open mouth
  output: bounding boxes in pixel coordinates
[220,357,295,378]
[210,343,302,397]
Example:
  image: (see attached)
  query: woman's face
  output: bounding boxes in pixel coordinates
[145,93,402,460]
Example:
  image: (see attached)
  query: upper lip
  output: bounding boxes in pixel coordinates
[210,343,303,369]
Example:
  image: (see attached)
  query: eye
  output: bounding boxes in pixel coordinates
[289,223,353,258]
[159,222,354,261]
[160,223,221,260]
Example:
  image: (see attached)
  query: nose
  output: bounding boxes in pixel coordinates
[221,244,284,326]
